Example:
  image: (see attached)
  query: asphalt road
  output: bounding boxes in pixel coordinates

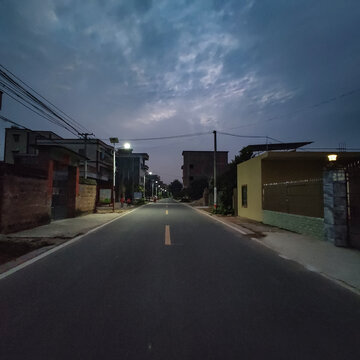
[1,199,360,359]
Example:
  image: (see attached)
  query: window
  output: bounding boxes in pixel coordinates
[13,134,20,142]
[241,185,248,207]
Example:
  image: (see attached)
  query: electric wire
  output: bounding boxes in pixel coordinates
[225,86,360,131]
[0,64,91,134]
[0,65,92,138]
[0,88,79,137]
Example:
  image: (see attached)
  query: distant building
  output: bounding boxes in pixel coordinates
[4,127,62,164]
[182,150,228,188]
[115,149,149,200]
[4,127,113,205]
[4,127,113,183]
[36,138,113,183]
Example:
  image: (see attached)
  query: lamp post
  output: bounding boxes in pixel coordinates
[213,130,217,210]
[145,171,152,200]
[109,137,119,212]
[122,142,133,200]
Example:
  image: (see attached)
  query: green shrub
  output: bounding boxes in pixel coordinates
[100,198,111,204]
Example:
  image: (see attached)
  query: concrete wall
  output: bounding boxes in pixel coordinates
[237,156,263,221]
[263,210,324,240]
[76,183,96,214]
[0,165,51,234]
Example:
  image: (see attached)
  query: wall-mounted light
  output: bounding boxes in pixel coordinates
[327,154,338,162]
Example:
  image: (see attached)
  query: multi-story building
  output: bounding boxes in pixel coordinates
[36,138,113,183]
[4,127,62,164]
[4,127,114,205]
[4,127,113,183]
[115,149,149,200]
[182,150,228,188]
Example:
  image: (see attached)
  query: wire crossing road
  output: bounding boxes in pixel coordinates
[1,199,360,359]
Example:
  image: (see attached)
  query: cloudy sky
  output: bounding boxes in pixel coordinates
[0,0,359,183]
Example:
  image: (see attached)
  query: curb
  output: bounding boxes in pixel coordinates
[189,205,250,235]
[189,205,360,297]
[0,208,138,281]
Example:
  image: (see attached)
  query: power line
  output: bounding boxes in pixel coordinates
[0,66,84,133]
[101,131,284,144]
[0,64,92,138]
[0,64,91,134]
[101,131,213,142]
[226,86,360,131]
[0,83,79,136]
[217,131,283,143]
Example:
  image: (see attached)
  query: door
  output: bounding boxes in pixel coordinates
[51,164,69,220]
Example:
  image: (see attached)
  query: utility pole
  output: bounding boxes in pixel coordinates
[109,137,119,212]
[79,133,93,179]
[213,130,217,210]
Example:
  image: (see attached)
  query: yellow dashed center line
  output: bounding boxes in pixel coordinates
[165,225,171,246]
[166,210,168,215]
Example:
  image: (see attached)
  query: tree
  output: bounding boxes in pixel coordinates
[168,179,183,198]
[217,146,253,211]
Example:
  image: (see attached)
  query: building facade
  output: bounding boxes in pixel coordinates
[115,149,149,200]
[4,127,113,205]
[182,151,228,188]
[237,151,360,246]
[4,127,62,164]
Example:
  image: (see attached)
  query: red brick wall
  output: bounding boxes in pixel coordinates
[0,166,51,234]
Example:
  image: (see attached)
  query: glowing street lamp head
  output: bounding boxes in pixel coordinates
[149,172,152,175]
[124,142,131,150]
[328,154,338,162]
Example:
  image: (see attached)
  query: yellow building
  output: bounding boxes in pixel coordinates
[237,151,360,239]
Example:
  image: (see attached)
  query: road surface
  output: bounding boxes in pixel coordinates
[1,199,360,359]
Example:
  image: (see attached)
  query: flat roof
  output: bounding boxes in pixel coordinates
[182,150,228,155]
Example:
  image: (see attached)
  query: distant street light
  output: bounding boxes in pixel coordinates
[124,142,131,150]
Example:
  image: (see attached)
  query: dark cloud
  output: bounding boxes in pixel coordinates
[0,0,359,182]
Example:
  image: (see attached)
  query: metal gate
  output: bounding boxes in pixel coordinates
[347,161,360,249]
[51,164,69,220]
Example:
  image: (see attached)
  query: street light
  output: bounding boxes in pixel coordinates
[124,142,131,150]
[109,137,119,212]
[328,154,338,162]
